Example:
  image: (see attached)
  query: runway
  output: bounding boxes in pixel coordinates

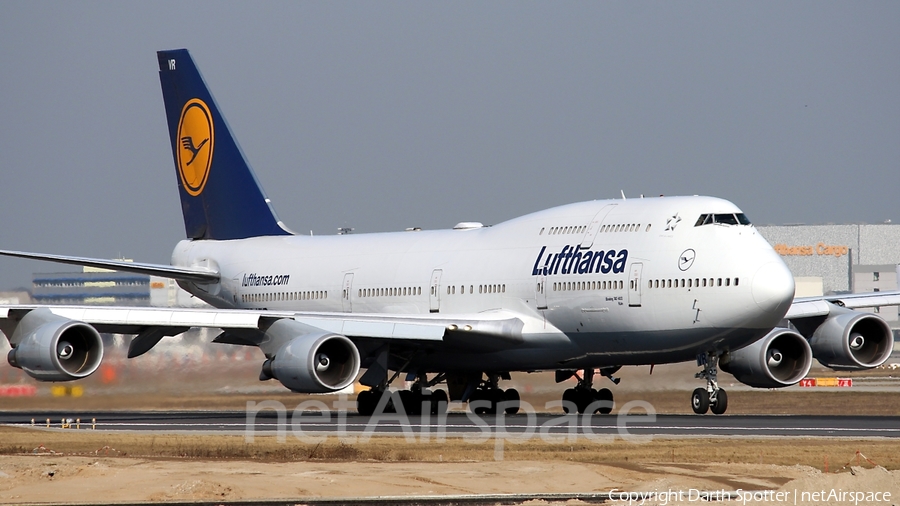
[3,410,899,438]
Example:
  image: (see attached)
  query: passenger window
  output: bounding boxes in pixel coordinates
[734,278,739,286]
[717,278,722,286]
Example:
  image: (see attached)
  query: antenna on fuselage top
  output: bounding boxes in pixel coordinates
[620,190,626,200]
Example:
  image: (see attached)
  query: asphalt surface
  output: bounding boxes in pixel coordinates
[3,410,899,438]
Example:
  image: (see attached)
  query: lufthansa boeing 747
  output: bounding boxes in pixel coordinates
[2,49,897,415]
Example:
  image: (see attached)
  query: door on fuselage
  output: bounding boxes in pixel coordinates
[535,276,548,310]
[628,263,643,307]
[342,273,354,312]
[429,269,442,313]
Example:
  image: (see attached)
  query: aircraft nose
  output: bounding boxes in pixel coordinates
[751,261,795,317]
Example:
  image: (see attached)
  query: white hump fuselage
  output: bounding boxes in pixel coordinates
[173,195,795,372]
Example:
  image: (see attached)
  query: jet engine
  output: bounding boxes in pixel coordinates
[808,308,894,370]
[721,328,812,388]
[259,319,360,393]
[6,309,104,381]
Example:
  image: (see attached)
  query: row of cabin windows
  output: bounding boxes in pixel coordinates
[647,277,739,289]
[242,291,327,303]
[539,223,651,235]
[360,287,422,298]
[443,284,507,295]
[545,225,587,235]
[553,279,623,291]
[601,223,648,233]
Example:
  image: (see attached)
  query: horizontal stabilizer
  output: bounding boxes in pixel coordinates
[0,249,219,284]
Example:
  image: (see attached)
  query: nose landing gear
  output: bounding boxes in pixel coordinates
[693,352,728,415]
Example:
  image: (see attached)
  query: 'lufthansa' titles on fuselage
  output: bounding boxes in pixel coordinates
[531,245,628,276]
[242,273,291,287]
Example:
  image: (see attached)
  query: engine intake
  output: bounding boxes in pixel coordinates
[809,309,894,370]
[7,309,104,381]
[260,319,360,393]
[721,328,812,388]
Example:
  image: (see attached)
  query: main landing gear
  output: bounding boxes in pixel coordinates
[559,368,616,415]
[467,374,520,415]
[692,352,728,415]
[357,373,449,417]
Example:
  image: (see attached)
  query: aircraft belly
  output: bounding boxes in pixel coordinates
[402,326,769,372]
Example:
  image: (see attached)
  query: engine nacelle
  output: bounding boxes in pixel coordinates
[809,309,894,370]
[6,309,104,381]
[260,319,360,393]
[721,328,812,388]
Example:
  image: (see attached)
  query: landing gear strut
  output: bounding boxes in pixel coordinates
[561,369,614,415]
[693,352,728,415]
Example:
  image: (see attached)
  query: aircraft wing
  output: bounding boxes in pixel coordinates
[786,290,900,319]
[0,305,532,354]
[0,249,219,284]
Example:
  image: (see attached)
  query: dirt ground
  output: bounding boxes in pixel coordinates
[1,427,899,504]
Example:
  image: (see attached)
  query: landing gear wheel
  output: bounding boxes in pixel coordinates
[710,388,728,415]
[357,390,378,416]
[691,388,710,414]
[575,388,594,414]
[398,390,416,415]
[430,389,449,415]
[595,388,614,415]
[562,388,577,414]
[502,388,520,415]
[471,388,502,415]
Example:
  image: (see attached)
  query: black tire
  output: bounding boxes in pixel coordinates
[691,388,710,414]
[486,388,503,415]
[357,390,376,416]
[562,388,577,414]
[575,388,593,414]
[595,387,614,415]
[503,388,520,415]
[710,388,728,415]
[471,389,490,415]
[430,389,449,415]
[398,390,416,415]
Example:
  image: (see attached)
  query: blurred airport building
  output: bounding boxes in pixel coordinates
[30,263,209,308]
[756,223,900,325]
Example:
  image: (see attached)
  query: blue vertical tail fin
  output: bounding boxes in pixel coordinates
[157,49,292,240]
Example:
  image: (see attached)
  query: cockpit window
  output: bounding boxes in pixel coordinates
[694,213,752,227]
[714,213,739,225]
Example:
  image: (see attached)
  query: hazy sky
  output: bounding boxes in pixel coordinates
[1,2,898,290]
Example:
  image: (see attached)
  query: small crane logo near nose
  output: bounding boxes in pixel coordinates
[679,249,696,271]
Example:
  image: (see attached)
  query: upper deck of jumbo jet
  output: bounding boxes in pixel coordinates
[173,195,754,257]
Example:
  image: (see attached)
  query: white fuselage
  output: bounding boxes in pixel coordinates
[172,196,795,372]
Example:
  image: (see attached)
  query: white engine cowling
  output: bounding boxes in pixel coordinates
[260,319,360,393]
[6,309,104,381]
[721,328,812,388]
[809,309,894,370]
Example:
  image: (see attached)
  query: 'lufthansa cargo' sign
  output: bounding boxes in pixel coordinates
[773,243,848,258]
